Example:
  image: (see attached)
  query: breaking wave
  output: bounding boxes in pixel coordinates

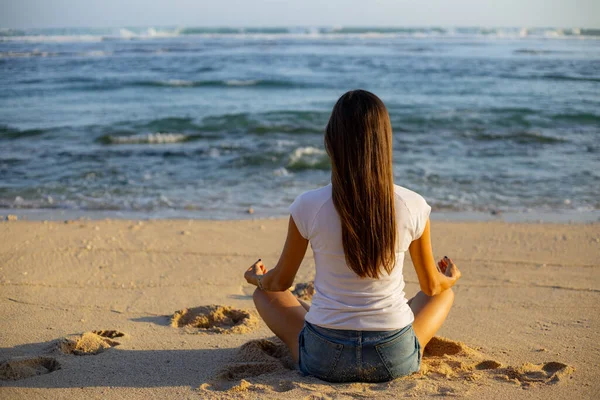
[98,132,190,145]
[286,146,330,170]
[2,26,599,43]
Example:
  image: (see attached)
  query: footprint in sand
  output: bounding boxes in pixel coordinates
[419,337,574,389]
[0,357,61,381]
[58,330,126,356]
[498,361,575,387]
[91,330,125,339]
[171,305,258,334]
[419,336,503,379]
[202,337,296,392]
[217,337,295,380]
[203,335,575,396]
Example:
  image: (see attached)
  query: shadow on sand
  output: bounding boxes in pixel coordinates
[0,339,239,388]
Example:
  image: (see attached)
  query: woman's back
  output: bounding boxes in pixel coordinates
[246,90,460,383]
[290,183,431,331]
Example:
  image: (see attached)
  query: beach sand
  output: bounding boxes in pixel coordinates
[0,218,598,399]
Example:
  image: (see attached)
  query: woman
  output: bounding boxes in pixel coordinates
[244,90,461,383]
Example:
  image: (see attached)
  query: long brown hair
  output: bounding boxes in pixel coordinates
[325,90,396,279]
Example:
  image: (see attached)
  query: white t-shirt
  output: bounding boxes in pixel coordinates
[289,183,431,331]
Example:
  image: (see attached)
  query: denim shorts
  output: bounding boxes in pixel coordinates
[298,321,421,383]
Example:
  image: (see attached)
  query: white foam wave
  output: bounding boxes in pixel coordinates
[2,26,598,43]
[148,27,180,37]
[119,27,180,39]
[287,146,328,169]
[119,28,136,39]
[82,50,111,57]
[273,167,291,177]
[106,133,188,144]
[161,79,195,87]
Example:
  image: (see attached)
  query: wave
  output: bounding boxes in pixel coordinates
[0,51,52,58]
[1,50,113,58]
[225,79,259,86]
[201,110,327,135]
[178,27,243,35]
[91,109,593,146]
[128,111,326,137]
[551,112,600,124]
[135,79,304,89]
[513,49,569,55]
[286,146,330,170]
[0,28,27,37]
[0,34,104,43]
[394,107,536,131]
[580,28,600,37]
[468,131,567,144]
[437,108,598,132]
[3,26,600,43]
[148,79,196,87]
[475,27,598,38]
[118,27,179,39]
[0,47,200,58]
[541,74,600,83]
[98,132,190,145]
[94,111,327,145]
[0,50,75,58]
[46,77,306,91]
[83,50,111,57]
[179,27,297,35]
[499,73,600,84]
[142,117,203,133]
[0,125,47,140]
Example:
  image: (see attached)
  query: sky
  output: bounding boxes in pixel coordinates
[1,0,599,29]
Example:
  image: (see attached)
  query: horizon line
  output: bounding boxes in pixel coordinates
[2,24,599,31]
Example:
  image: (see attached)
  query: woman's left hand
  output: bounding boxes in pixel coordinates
[244,259,267,286]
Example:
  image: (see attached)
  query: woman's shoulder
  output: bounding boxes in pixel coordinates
[289,184,332,239]
[293,183,332,206]
[394,184,431,241]
[393,184,430,214]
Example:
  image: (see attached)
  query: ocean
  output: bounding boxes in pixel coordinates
[1,26,599,220]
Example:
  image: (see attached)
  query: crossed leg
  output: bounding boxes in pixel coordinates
[252,288,307,363]
[253,287,455,363]
[408,288,455,355]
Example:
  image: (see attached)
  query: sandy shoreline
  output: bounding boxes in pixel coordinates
[1,218,598,399]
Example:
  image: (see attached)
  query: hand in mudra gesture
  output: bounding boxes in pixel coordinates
[438,256,461,283]
[244,259,267,286]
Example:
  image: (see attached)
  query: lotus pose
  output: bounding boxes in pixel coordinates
[244,90,461,383]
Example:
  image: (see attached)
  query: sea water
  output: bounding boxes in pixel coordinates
[1,27,599,219]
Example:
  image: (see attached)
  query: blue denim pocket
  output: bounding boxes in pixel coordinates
[299,323,344,379]
[374,325,420,379]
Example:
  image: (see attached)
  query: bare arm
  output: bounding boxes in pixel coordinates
[244,216,309,291]
[409,219,460,296]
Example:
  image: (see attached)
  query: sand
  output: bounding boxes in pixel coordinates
[0,218,598,399]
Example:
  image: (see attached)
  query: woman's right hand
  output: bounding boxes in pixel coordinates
[438,256,461,284]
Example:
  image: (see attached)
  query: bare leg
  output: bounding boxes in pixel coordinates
[408,289,455,355]
[253,288,307,363]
